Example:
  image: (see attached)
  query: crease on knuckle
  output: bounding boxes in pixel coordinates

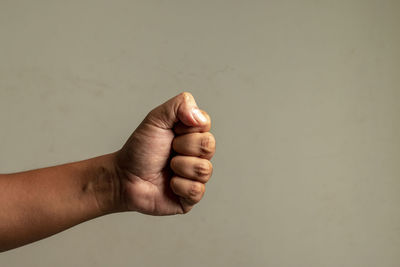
[200,134,215,156]
[188,183,203,203]
[194,162,211,180]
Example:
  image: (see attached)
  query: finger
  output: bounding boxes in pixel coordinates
[172,132,216,159]
[170,176,205,206]
[170,155,213,183]
[145,92,208,129]
[173,110,211,135]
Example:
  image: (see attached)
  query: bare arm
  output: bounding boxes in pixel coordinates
[0,153,120,252]
[0,92,216,252]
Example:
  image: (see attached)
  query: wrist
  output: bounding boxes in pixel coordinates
[86,152,127,214]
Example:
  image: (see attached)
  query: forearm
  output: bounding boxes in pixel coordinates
[0,152,122,252]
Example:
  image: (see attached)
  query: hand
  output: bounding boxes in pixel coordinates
[115,92,216,215]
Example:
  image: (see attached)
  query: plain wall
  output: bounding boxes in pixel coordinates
[1,1,399,266]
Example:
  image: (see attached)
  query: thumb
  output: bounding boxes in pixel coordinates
[145,92,207,129]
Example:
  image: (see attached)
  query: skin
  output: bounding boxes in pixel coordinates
[0,92,216,252]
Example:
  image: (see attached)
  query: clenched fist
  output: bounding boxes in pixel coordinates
[115,92,216,215]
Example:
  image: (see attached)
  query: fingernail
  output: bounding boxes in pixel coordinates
[192,107,207,123]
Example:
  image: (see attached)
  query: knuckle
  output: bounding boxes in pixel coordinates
[206,113,212,129]
[200,133,216,156]
[179,92,193,103]
[188,183,204,203]
[194,161,212,181]
[208,161,214,177]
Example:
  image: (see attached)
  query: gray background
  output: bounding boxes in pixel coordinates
[1,1,399,266]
